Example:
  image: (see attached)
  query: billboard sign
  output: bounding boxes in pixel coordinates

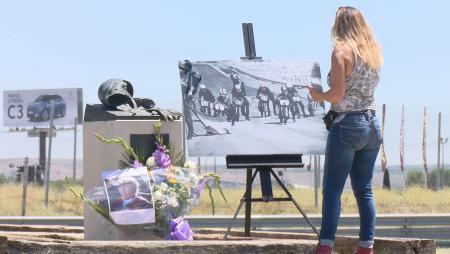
[3,88,83,128]
[179,59,327,156]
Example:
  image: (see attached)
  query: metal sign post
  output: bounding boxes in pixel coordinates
[44,101,55,207]
[39,131,46,174]
[314,155,319,209]
[73,117,78,181]
[21,157,29,216]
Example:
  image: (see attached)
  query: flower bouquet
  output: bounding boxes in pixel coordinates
[67,121,227,240]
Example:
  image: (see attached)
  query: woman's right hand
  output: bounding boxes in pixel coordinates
[308,85,323,102]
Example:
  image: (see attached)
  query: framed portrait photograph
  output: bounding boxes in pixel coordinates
[102,167,155,225]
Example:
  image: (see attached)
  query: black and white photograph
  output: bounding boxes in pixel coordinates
[102,167,155,225]
[179,59,328,156]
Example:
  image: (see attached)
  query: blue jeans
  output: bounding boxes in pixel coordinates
[319,112,383,248]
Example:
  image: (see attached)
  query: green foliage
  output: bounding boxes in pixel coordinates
[406,171,425,187]
[155,120,184,167]
[154,120,163,145]
[428,169,450,189]
[65,177,113,222]
[407,169,450,190]
[200,173,229,215]
[93,133,139,162]
[0,173,7,185]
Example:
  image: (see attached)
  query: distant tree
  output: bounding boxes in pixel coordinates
[423,169,450,190]
[383,169,391,190]
[0,173,7,185]
[405,171,425,187]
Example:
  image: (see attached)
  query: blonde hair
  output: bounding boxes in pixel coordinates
[331,6,383,70]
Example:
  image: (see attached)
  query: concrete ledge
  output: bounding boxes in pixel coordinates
[201,229,436,254]
[0,224,436,254]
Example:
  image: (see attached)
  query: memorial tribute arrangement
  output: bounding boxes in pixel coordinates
[68,118,226,240]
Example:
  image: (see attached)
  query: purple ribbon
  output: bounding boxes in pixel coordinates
[196,176,208,195]
[168,217,193,240]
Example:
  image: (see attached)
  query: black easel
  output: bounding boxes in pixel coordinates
[224,23,319,239]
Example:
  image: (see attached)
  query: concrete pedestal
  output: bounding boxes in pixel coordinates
[83,104,183,240]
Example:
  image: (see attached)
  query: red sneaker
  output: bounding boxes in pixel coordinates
[354,247,374,254]
[315,244,333,254]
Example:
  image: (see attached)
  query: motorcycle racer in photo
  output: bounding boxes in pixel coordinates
[197,83,215,116]
[288,83,308,118]
[285,83,300,122]
[214,88,230,117]
[276,85,293,124]
[231,79,250,121]
[256,81,275,117]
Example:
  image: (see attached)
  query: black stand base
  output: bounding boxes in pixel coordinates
[224,167,319,239]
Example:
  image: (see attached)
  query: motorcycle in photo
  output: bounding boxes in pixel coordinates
[213,101,227,117]
[278,98,291,124]
[199,96,213,116]
[231,96,244,126]
[258,94,269,118]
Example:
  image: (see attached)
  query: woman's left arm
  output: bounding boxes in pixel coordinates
[308,48,348,104]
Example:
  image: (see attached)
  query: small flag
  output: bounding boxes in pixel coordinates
[423,107,428,174]
[381,104,387,172]
[400,105,405,172]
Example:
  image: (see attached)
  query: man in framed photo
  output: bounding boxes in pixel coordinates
[109,177,153,212]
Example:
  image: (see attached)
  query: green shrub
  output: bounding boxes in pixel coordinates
[0,173,7,185]
[406,171,425,187]
[426,169,450,190]
[406,169,450,190]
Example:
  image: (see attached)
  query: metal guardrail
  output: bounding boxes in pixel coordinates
[0,214,449,243]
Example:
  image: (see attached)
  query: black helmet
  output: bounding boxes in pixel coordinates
[178,60,192,72]
[98,79,136,109]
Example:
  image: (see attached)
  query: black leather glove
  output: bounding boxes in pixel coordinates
[134,98,155,109]
[146,108,182,121]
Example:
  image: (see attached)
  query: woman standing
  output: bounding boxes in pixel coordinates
[308,6,383,254]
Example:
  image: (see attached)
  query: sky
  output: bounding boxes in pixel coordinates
[0,0,449,167]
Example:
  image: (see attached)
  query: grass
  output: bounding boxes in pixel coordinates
[191,186,450,215]
[0,183,449,216]
[0,182,83,216]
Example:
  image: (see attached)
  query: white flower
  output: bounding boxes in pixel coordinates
[167,197,179,208]
[159,182,168,192]
[146,156,156,168]
[174,167,183,176]
[183,161,197,170]
[153,191,163,201]
[188,173,199,185]
[166,188,179,199]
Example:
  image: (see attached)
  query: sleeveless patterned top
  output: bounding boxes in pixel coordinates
[328,54,380,112]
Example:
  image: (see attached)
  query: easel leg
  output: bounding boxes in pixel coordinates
[270,169,320,238]
[224,168,258,239]
[244,167,253,237]
[224,199,245,239]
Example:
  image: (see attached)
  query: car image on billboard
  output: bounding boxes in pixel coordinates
[27,94,66,122]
